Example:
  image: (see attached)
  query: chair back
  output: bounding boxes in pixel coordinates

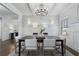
[25,39,37,49]
[44,39,55,47]
[43,33,48,35]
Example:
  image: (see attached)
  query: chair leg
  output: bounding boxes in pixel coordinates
[35,50,38,56]
[26,50,28,56]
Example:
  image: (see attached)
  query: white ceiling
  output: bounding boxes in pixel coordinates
[12,3,72,16]
[12,3,32,16]
[12,3,73,26]
[0,4,17,16]
[0,3,74,25]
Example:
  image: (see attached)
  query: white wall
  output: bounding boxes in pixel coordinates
[0,19,1,39]
[59,4,79,53]
[2,15,18,41]
[45,24,58,36]
[22,16,58,36]
[0,16,2,40]
[22,16,59,47]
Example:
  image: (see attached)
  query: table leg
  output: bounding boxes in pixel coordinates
[19,40,21,56]
[61,40,64,56]
[56,40,64,56]
[37,40,44,55]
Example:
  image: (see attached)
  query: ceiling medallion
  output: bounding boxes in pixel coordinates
[35,3,48,16]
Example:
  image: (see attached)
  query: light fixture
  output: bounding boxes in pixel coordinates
[62,28,68,31]
[50,20,54,24]
[9,25,15,33]
[27,18,31,25]
[9,25,14,30]
[62,28,68,36]
[35,3,48,16]
[32,22,38,28]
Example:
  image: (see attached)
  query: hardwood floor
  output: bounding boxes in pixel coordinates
[0,39,2,56]
[1,39,16,56]
[0,38,79,56]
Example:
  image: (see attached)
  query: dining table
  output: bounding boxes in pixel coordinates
[18,35,64,56]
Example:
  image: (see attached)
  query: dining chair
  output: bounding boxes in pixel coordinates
[43,33,48,35]
[55,40,62,53]
[33,33,38,35]
[24,39,37,55]
[15,36,25,53]
[43,39,56,55]
[44,39,55,49]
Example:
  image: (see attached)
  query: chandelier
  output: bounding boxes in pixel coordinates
[35,3,48,16]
